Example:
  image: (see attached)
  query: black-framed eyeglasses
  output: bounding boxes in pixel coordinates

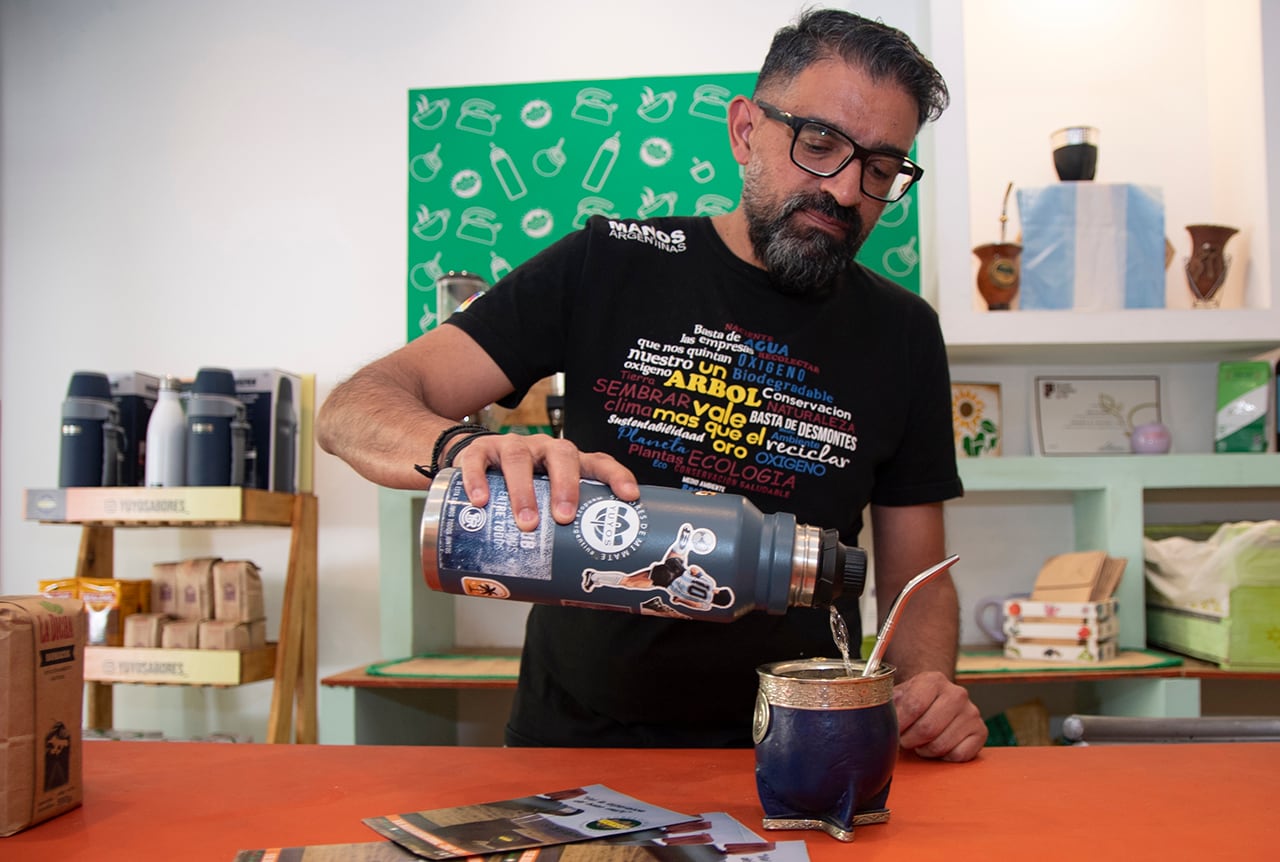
[755,100,923,203]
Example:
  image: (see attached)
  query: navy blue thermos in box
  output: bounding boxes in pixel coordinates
[232,368,301,493]
[185,367,252,486]
[58,371,124,487]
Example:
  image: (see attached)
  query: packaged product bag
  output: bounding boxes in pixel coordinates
[1,594,85,836]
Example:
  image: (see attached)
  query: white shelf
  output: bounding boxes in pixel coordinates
[941,308,1280,364]
[959,453,1280,493]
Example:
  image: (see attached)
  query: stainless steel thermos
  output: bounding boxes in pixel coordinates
[58,371,124,487]
[421,468,867,622]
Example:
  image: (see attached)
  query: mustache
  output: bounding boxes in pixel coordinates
[779,192,860,232]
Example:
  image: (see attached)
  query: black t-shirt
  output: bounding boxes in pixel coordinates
[448,215,962,747]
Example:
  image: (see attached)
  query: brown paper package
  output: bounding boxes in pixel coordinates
[1,595,85,836]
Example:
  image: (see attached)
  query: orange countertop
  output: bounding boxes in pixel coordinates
[8,741,1278,860]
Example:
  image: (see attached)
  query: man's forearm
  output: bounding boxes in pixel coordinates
[317,368,458,490]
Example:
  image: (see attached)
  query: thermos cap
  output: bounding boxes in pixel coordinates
[65,371,112,400]
[192,367,236,397]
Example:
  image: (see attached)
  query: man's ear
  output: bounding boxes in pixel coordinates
[725,95,756,166]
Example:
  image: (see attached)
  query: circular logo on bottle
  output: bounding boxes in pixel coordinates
[575,498,646,560]
[457,505,487,532]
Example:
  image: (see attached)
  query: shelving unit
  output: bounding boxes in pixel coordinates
[23,486,319,744]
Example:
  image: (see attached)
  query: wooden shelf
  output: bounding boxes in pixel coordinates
[86,643,279,686]
[24,486,296,527]
[25,488,318,743]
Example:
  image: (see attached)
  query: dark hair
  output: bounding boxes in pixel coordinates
[754,8,949,128]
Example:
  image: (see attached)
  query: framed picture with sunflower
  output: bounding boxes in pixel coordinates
[952,383,1002,457]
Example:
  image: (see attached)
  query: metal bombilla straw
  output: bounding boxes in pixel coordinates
[861,554,961,677]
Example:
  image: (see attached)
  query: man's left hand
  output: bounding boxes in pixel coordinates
[892,671,987,762]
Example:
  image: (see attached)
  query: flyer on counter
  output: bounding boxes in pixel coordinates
[234,810,811,861]
[361,784,697,859]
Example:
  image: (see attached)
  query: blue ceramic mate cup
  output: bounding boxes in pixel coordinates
[754,657,897,842]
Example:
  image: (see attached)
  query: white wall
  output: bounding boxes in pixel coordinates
[0,0,925,741]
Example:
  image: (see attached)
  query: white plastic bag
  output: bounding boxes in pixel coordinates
[1144,521,1280,616]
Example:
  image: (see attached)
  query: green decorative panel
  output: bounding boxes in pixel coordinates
[406,73,922,341]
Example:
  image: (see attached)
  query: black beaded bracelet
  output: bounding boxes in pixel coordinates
[413,422,491,479]
[440,429,497,469]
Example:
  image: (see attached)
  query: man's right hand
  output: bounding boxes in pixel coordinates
[448,431,639,531]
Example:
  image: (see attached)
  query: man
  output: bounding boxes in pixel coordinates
[319,9,987,760]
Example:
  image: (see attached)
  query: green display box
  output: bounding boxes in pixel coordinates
[1147,586,1280,669]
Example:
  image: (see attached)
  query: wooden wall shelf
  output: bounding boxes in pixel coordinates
[24,486,318,743]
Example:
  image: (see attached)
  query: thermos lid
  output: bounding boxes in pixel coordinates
[813,529,868,606]
[192,367,236,396]
[65,371,112,400]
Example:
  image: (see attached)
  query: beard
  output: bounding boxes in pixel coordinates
[741,164,865,299]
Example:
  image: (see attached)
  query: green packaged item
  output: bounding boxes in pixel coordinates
[1215,361,1271,452]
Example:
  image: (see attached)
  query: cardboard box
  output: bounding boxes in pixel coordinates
[232,368,302,493]
[213,560,264,623]
[79,578,150,646]
[123,613,170,648]
[151,562,179,616]
[1215,361,1271,452]
[176,558,219,621]
[108,371,161,487]
[1,595,85,836]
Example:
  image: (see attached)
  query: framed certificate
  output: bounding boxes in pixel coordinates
[1034,375,1162,455]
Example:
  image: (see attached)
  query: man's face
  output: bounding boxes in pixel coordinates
[742,59,919,297]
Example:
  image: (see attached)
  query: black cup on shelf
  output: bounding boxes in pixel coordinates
[1051,126,1099,181]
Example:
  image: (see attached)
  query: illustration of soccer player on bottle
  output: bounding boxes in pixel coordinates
[581,522,735,615]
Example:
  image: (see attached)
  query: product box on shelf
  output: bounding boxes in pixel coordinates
[232,368,302,493]
[37,579,79,600]
[108,371,161,487]
[1,594,85,836]
[78,578,150,646]
[1215,361,1272,453]
[1001,598,1119,663]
